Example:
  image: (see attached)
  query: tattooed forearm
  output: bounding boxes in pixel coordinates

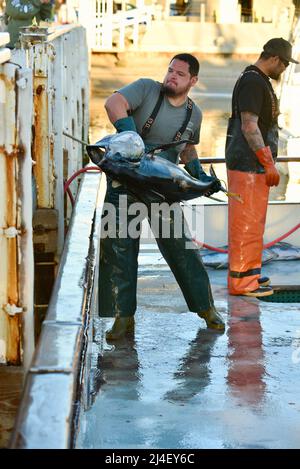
[179,144,198,164]
[240,112,265,151]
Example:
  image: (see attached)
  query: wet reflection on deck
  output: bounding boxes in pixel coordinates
[76,262,300,449]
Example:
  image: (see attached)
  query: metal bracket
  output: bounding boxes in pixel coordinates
[0,227,21,238]
[4,304,24,316]
[16,77,28,90]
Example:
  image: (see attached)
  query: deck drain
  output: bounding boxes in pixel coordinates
[259,286,300,303]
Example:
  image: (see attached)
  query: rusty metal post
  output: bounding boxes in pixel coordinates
[16,67,35,370]
[1,25,89,363]
[0,35,35,366]
[0,62,22,365]
[18,26,89,336]
[29,43,56,210]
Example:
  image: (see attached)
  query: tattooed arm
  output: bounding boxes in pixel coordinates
[240,111,265,151]
[180,143,221,194]
[241,110,279,186]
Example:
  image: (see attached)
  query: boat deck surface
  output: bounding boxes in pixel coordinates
[76,256,300,449]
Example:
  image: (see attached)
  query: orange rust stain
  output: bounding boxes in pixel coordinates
[33,79,49,207]
[0,145,20,159]
[6,315,22,365]
[0,74,14,91]
[50,137,55,201]
[7,239,18,305]
[4,147,22,364]
[33,83,45,169]
[5,155,16,226]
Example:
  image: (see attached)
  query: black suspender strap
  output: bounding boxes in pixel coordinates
[173,97,193,141]
[140,88,194,141]
[141,89,164,138]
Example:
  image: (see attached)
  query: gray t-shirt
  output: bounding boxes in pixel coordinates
[118,78,202,163]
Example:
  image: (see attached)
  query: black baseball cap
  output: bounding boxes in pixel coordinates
[263,37,299,64]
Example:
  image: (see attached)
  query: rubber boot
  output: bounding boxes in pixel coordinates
[197,307,225,331]
[258,276,270,287]
[106,315,135,341]
[242,286,273,297]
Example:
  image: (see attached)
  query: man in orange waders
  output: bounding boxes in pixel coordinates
[225,38,299,297]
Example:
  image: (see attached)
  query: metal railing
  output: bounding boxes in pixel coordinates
[75,0,154,51]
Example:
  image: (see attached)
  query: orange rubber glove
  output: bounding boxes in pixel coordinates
[255,146,280,187]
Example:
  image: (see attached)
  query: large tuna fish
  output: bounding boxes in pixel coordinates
[87,131,222,202]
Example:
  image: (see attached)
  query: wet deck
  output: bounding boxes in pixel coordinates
[76,256,300,449]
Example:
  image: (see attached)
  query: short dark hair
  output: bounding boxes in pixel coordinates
[259,51,274,60]
[170,53,200,77]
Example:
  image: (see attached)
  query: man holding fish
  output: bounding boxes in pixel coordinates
[99,53,225,340]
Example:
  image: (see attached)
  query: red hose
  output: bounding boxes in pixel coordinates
[63,166,101,195]
[194,241,228,253]
[193,221,300,252]
[66,185,75,207]
[263,222,300,248]
[64,167,300,251]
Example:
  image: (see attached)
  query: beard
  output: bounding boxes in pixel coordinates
[162,81,191,97]
[162,84,177,97]
[269,71,281,81]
